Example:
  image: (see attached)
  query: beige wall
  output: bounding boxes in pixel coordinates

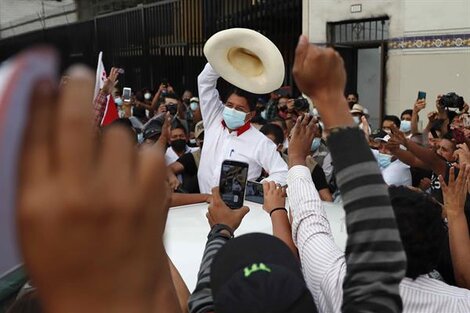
[304,0,470,125]
[387,50,470,119]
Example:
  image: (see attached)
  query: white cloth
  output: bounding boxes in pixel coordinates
[165,146,199,165]
[372,149,412,186]
[383,159,412,186]
[287,165,470,313]
[197,63,288,194]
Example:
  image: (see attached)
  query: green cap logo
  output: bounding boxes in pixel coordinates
[244,263,271,277]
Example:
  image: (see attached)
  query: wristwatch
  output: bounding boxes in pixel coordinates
[208,224,234,240]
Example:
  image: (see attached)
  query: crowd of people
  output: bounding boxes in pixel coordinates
[5,34,470,313]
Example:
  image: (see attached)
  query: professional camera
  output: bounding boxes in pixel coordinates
[293,97,309,112]
[166,104,177,115]
[439,92,465,110]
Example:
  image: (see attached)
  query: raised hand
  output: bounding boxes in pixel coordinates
[293,36,346,101]
[206,187,249,231]
[17,66,172,313]
[101,67,120,95]
[390,124,407,146]
[288,114,317,168]
[439,165,470,217]
[157,112,171,150]
[454,143,470,167]
[262,181,286,214]
[414,99,426,112]
[292,35,353,130]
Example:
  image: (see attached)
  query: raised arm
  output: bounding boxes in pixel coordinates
[390,124,447,176]
[262,181,297,257]
[188,188,249,313]
[197,63,224,127]
[93,67,120,129]
[411,99,426,135]
[292,35,406,313]
[439,166,470,289]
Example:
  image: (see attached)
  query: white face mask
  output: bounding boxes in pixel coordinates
[144,93,152,100]
[353,116,361,124]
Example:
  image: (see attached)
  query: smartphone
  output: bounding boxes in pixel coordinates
[245,180,264,204]
[417,91,426,100]
[219,160,249,209]
[123,87,132,102]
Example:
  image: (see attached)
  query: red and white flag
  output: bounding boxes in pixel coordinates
[94,52,118,126]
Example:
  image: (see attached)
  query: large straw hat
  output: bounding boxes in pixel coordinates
[204,28,285,94]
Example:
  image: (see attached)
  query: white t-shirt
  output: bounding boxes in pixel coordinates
[372,149,412,186]
[165,146,199,165]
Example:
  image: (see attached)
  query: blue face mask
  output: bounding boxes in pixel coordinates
[400,120,411,133]
[260,110,267,120]
[223,107,247,130]
[115,97,123,106]
[190,102,199,111]
[377,153,392,168]
[311,137,321,151]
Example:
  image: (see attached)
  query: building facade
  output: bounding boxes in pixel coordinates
[304,0,470,129]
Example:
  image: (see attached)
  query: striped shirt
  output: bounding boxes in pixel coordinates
[188,235,229,313]
[288,127,470,313]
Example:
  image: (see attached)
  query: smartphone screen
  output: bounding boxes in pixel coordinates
[219,160,249,209]
[123,87,132,102]
[245,181,264,204]
[417,91,426,100]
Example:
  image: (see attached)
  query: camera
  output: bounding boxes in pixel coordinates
[439,92,464,110]
[166,104,177,115]
[293,98,309,112]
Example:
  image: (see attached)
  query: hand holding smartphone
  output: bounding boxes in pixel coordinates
[123,87,132,102]
[417,91,426,100]
[219,160,249,209]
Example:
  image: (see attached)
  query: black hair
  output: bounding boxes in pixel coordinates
[401,109,414,120]
[383,115,401,128]
[389,186,447,279]
[135,90,145,102]
[442,131,455,143]
[227,87,258,112]
[346,92,359,101]
[106,118,137,142]
[260,123,285,146]
[270,118,288,132]
[164,93,179,101]
[251,115,267,126]
[171,119,188,134]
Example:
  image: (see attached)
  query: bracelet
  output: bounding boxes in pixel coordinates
[208,224,234,240]
[270,207,287,217]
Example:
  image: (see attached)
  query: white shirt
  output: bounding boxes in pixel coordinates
[287,166,470,313]
[165,146,199,165]
[372,149,412,186]
[197,63,288,194]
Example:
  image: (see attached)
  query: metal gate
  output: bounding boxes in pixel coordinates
[0,0,302,96]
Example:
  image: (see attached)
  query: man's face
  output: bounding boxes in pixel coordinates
[347,94,357,105]
[382,120,396,132]
[170,128,187,142]
[182,90,192,101]
[225,94,253,123]
[436,139,456,162]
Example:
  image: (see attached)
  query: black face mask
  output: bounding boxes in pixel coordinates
[183,98,190,105]
[171,139,187,153]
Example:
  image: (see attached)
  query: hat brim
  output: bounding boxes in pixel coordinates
[211,233,303,298]
[204,28,285,94]
[350,110,363,114]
